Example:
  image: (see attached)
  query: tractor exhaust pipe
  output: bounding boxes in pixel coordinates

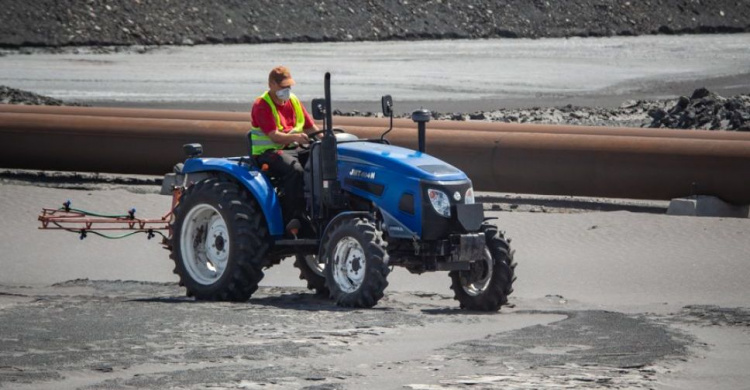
[412,109,431,153]
[324,72,334,137]
[320,72,341,209]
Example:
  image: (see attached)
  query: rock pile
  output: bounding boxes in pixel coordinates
[0,85,81,106]
[0,0,748,47]
[441,103,655,128]
[647,88,750,131]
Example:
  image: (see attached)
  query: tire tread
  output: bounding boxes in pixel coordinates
[168,176,269,302]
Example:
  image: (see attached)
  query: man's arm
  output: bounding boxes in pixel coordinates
[252,100,309,145]
[303,124,320,135]
[301,106,319,135]
[267,130,309,145]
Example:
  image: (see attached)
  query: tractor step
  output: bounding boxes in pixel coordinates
[274,239,319,247]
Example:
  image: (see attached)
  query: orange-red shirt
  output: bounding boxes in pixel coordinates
[251,96,315,135]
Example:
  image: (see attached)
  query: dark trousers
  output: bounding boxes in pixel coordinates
[255,149,307,225]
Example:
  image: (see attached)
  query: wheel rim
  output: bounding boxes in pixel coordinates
[331,237,366,293]
[460,248,494,297]
[180,204,230,285]
[305,254,325,277]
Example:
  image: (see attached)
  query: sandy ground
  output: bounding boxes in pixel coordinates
[1,178,749,389]
[2,34,750,112]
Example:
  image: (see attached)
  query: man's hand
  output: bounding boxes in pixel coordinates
[267,130,310,145]
[294,133,310,145]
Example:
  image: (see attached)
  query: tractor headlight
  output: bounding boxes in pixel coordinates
[428,188,451,218]
[465,187,475,204]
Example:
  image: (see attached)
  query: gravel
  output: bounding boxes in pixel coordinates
[647,88,750,131]
[0,85,82,106]
[0,0,748,48]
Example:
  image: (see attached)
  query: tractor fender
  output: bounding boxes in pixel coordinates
[181,158,284,237]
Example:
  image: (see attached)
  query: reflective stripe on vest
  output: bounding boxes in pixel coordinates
[251,91,305,155]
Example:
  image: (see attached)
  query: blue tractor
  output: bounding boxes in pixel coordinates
[166,73,516,311]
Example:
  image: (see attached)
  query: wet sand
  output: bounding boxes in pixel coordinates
[1,178,749,389]
[98,71,750,114]
[2,35,749,112]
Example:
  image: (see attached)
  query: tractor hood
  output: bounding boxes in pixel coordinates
[337,142,467,182]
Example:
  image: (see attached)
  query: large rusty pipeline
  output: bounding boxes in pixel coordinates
[2,111,750,204]
[0,112,249,175]
[0,104,253,123]
[0,112,390,175]
[3,104,750,142]
[380,128,750,204]
[335,117,750,142]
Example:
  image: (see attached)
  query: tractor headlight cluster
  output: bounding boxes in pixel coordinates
[428,188,451,217]
[465,187,475,204]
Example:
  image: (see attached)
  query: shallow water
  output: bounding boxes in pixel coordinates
[1,34,749,111]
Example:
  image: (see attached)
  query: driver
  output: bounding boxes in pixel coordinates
[250,66,319,231]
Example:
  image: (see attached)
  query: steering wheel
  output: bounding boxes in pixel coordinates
[306,127,347,141]
[297,128,347,150]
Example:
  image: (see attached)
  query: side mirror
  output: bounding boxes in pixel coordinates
[381,95,393,117]
[311,98,326,120]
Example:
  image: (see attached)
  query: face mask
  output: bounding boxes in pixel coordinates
[275,88,291,101]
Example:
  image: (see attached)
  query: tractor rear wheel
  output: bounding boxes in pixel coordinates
[293,254,329,296]
[169,176,270,301]
[450,224,516,311]
[323,217,389,308]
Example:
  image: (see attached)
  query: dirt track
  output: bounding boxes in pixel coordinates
[1,0,749,48]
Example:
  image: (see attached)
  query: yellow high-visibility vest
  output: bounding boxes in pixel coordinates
[250,91,305,155]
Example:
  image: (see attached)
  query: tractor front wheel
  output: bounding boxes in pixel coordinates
[450,224,516,311]
[323,217,389,308]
